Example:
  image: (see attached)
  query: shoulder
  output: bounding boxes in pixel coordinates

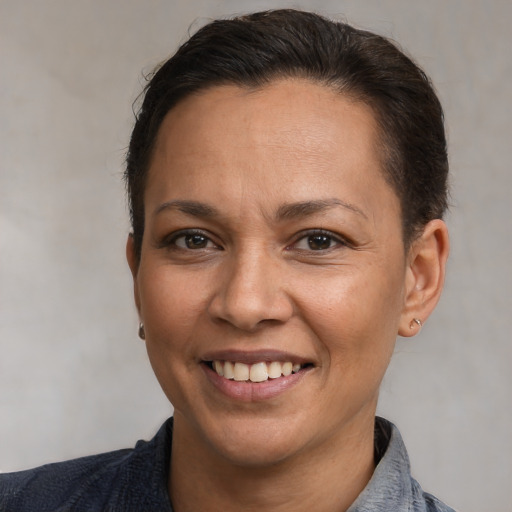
[0,448,133,511]
[350,417,457,512]
[0,418,174,512]
[409,478,457,512]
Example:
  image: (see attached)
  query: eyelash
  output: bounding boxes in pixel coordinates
[160,229,220,251]
[288,229,349,252]
[160,228,349,253]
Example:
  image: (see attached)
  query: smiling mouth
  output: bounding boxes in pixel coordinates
[204,360,313,383]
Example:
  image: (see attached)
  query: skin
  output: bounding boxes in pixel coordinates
[126,79,449,512]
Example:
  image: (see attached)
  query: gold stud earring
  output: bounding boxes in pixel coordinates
[138,322,146,340]
[409,318,422,330]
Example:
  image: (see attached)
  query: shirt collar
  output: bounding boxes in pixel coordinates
[347,417,415,512]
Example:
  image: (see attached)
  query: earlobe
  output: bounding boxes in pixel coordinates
[399,219,449,337]
[126,234,142,315]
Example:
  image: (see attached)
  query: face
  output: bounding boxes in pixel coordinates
[129,79,410,467]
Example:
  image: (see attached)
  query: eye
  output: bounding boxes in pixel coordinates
[292,230,345,251]
[168,230,219,250]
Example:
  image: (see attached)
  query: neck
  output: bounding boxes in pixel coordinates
[169,411,376,512]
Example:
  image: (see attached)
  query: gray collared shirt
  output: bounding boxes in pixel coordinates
[349,418,456,511]
[0,417,456,511]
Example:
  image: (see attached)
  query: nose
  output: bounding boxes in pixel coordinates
[207,249,294,331]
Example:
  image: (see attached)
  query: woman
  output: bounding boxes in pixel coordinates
[1,9,454,512]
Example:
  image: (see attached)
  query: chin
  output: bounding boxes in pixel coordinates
[201,410,320,469]
[213,431,301,468]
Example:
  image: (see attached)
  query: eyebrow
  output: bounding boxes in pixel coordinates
[154,200,220,218]
[154,197,367,221]
[275,198,368,221]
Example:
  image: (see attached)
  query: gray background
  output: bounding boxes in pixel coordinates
[1,1,510,511]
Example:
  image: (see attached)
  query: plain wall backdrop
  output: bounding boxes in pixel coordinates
[1,1,511,511]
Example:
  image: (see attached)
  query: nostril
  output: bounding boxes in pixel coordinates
[206,256,294,331]
[207,291,294,332]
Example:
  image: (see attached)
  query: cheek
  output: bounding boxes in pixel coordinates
[295,263,404,364]
[136,265,212,383]
[139,264,207,329]
[137,268,206,407]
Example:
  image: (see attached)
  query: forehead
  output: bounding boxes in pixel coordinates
[146,79,398,221]
[154,79,379,163]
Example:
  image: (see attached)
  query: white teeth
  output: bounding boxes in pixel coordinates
[213,360,224,376]
[223,361,235,379]
[282,362,293,376]
[211,360,304,382]
[267,361,283,379]
[233,362,250,381]
[249,362,269,382]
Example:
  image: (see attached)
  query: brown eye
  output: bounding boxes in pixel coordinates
[307,234,333,250]
[292,230,345,252]
[185,234,209,249]
[171,231,217,250]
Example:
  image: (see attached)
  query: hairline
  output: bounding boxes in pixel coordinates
[132,74,411,263]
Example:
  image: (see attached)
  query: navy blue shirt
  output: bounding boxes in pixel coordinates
[0,417,455,511]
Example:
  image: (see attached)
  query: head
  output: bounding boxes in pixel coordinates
[124,9,449,469]
[126,9,448,263]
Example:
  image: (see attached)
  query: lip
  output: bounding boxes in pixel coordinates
[199,349,314,402]
[201,362,311,401]
[200,349,311,365]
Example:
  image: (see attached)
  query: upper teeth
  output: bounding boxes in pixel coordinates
[212,360,302,382]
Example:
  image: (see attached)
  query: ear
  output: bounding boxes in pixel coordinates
[398,219,449,337]
[126,234,142,316]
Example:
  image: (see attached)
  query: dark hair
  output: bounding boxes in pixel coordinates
[125,9,448,261]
